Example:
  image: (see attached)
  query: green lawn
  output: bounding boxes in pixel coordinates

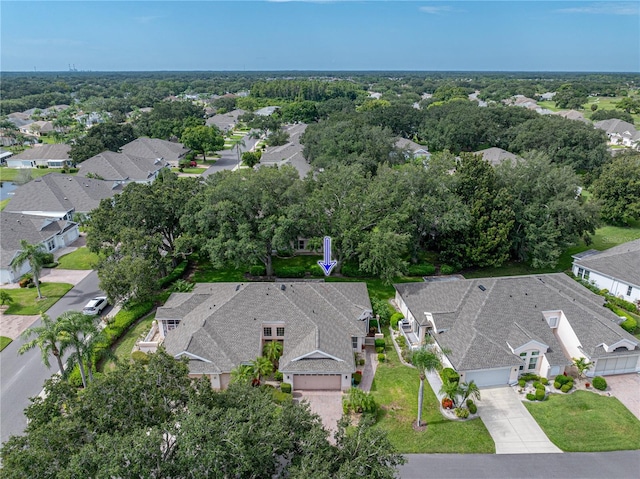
[0,167,54,182]
[370,329,494,453]
[524,391,640,452]
[537,96,639,125]
[0,336,12,351]
[0,199,9,211]
[191,261,247,283]
[1,283,74,315]
[57,247,99,270]
[108,313,157,367]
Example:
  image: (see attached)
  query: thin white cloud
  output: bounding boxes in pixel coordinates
[555,2,638,16]
[135,15,165,24]
[419,5,454,15]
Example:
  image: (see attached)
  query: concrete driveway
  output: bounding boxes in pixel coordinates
[478,387,562,454]
[294,390,343,436]
[605,374,640,420]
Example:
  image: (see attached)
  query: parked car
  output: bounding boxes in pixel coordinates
[82,296,108,315]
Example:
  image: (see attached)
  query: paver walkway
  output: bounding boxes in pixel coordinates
[605,374,640,420]
[359,346,379,391]
[478,386,562,454]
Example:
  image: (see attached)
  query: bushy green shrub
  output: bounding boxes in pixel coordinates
[131,350,150,364]
[555,374,571,385]
[375,347,385,354]
[377,353,385,362]
[171,279,194,293]
[554,381,562,389]
[620,316,638,334]
[43,262,58,268]
[343,388,378,415]
[440,264,459,275]
[526,393,536,401]
[592,376,607,391]
[249,264,267,276]
[454,407,469,418]
[519,372,540,382]
[274,265,305,278]
[341,262,364,277]
[518,379,526,388]
[396,335,406,348]
[280,383,292,394]
[535,389,546,401]
[390,312,404,329]
[157,260,188,288]
[606,296,639,313]
[533,381,542,389]
[440,367,460,384]
[467,401,477,414]
[271,389,291,405]
[308,264,324,277]
[41,253,54,265]
[274,371,283,381]
[407,263,436,276]
[371,297,392,327]
[369,319,379,330]
[374,339,385,349]
[540,377,549,385]
[352,372,362,385]
[560,383,573,393]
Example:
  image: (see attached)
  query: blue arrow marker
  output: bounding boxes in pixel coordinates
[317,236,338,276]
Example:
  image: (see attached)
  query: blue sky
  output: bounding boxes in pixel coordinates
[1,1,638,72]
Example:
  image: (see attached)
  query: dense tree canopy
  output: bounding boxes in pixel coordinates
[69,122,136,162]
[591,152,640,225]
[135,100,204,140]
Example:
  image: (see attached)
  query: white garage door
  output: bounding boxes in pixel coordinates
[464,368,512,388]
[594,356,639,376]
[293,374,341,390]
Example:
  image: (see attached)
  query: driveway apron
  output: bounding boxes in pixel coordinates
[478,386,562,454]
[604,374,640,420]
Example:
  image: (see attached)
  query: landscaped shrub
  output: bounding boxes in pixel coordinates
[526,393,536,401]
[375,347,384,354]
[369,319,379,331]
[271,389,291,405]
[407,263,436,276]
[131,350,150,364]
[396,335,406,348]
[620,316,638,334]
[560,383,573,393]
[341,261,364,277]
[535,389,546,401]
[441,398,454,409]
[554,381,562,389]
[171,279,194,292]
[43,262,58,268]
[274,371,283,381]
[540,377,549,385]
[533,381,542,389]
[280,383,292,394]
[352,372,362,385]
[592,376,607,391]
[249,264,267,276]
[371,297,392,327]
[520,372,540,382]
[555,374,571,385]
[454,407,470,418]
[308,264,324,277]
[606,295,639,313]
[467,399,478,414]
[274,265,305,278]
[518,379,526,388]
[390,312,404,330]
[374,339,385,349]
[343,388,378,415]
[440,264,458,275]
[440,367,460,384]
[157,260,188,288]
[377,353,385,362]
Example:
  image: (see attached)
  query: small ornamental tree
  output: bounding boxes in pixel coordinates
[573,357,592,380]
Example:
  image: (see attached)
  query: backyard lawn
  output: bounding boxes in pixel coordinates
[57,247,99,270]
[524,391,640,452]
[370,329,495,453]
[0,283,73,315]
[0,167,54,182]
[104,313,157,370]
[0,336,12,351]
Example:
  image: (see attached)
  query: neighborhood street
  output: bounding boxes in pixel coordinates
[201,134,259,176]
[0,271,105,444]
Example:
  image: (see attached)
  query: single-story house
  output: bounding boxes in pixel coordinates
[395,138,430,159]
[395,273,639,387]
[259,123,310,178]
[555,110,589,123]
[18,121,55,137]
[4,173,123,220]
[255,106,280,117]
[205,109,246,132]
[473,147,518,166]
[78,150,170,184]
[159,282,372,391]
[0,148,13,164]
[572,239,640,304]
[0,211,79,284]
[120,137,189,167]
[594,119,640,149]
[6,144,71,169]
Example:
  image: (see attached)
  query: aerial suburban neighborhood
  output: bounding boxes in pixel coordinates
[1,1,639,478]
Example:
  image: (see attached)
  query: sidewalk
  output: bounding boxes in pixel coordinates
[358,346,379,392]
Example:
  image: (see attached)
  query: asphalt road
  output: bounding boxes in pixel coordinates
[0,271,106,444]
[202,134,259,176]
[398,451,640,478]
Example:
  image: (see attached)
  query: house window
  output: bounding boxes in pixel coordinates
[519,352,527,371]
[296,240,305,250]
[583,270,590,280]
[528,351,539,370]
[276,327,285,337]
[47,239,55,251]
[577,268,584,277]
[165,319,180,334]
[263,327,272,337]
[627,286,633,296]
[352,337,358,349]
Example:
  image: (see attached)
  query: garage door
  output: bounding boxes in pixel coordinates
[594,356,639,376]
[464,368,512,388]
[293,374,341,390]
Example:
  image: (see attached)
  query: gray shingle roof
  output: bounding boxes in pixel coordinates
[5,173,123,216]
[260,124,310,178]
[474,147,518,166]
[395,274,638,371]
[78,151,169,182]
[594,119,638,136]
[573,239,640,289]
[11,144,70,161]
[0,212,76,268]
[205,109,246,131]
[120,138,188,163]
[161,282,371,375]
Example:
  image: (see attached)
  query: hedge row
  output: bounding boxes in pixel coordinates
[157,260,188,288]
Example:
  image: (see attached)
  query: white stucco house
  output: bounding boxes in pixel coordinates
[0,211,79,284]
[155,282,373,391]
[6,144,72,169]
[572,239,640,304]
[395,274,640,387]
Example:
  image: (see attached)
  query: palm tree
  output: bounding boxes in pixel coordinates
[263,341,283,370]
[235,137,246,169]
[572,357,592,380]
[18,313,67,375]
[12,240,49,299]
[439,379,463,407]
[230,364,253,385]
[250,356,273,384]
[411,347,442,428]
[460,381,481,404]
[58,311,99,388]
